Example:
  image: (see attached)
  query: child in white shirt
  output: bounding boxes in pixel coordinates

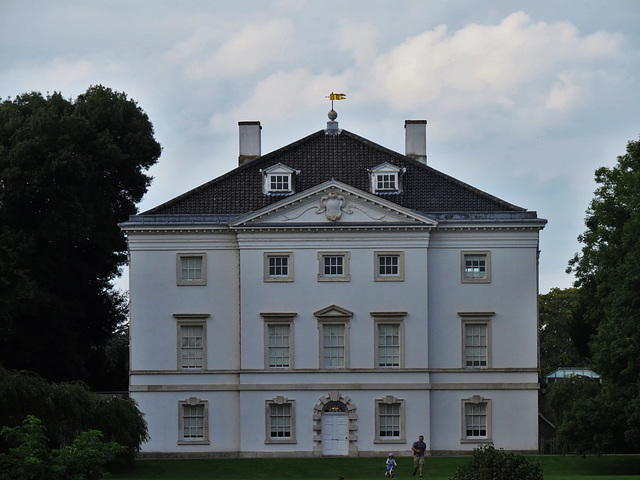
[385,453,398,478]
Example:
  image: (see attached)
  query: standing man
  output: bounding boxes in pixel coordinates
[411,434,427,477]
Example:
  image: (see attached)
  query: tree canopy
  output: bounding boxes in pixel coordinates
[566,134,640,452]
[0,86,161,388]
[538,287,590,377]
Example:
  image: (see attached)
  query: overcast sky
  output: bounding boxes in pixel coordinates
[2,0,639,293]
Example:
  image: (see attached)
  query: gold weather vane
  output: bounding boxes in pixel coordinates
[326,92,346,110]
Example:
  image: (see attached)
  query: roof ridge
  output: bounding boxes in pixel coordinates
[143,127,529,216]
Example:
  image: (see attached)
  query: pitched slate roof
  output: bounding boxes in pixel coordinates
[144,128,526,216]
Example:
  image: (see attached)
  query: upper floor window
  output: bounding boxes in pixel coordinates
[264,252,294,282]
[318,252,351,282]
[260,163,299,195]
[372,311,406,368]
[377,324,401,368]
[369,163,405,194]
[461,251,491,283]
[315,305,353,369]
[177,253,207,286]
[179,324,205,369]
[174,313,210,370]
[459,312,494,369]
[262,313,296,369]
[374,251,404,281]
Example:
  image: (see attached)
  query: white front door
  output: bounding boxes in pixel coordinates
[322,413,349,456]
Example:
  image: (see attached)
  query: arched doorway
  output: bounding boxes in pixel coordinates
[321,401,349,455]
[313,391,357,456]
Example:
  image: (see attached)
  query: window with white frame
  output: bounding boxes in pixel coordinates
[460,312,493,369]
[378,324,400,367]
[465,324,487,367]
[315,305,352,369]
[374,251,404,281]
[318,251,350,281]
[260,163,299,195]
[375,395,405,443]
[262,313,296,369]
[177,253,207,286]
[323,323,346,368]
[268,324,290,367]
[461,251,491,283]
[265,396,296,444]
[372,312,406,368]
[178,397,209,445]
[376,173,397,191]
[179,324,204,369]
[174,314,210,370]
[269,174,290,192]
[369,162,404,194]
[462,396,491,442]
[263,252,293,282]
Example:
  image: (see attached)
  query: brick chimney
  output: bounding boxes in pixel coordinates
[238,121,261,166]
[404,120,427,164]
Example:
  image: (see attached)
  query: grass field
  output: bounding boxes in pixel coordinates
[110,455,640,480]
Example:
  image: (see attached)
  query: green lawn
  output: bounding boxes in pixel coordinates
[111,455,640,480]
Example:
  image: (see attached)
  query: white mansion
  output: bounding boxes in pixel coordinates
[120,114,546,457]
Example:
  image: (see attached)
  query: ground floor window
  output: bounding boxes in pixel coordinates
[461,395,492,443]
[375,395,405,443]
[265,396,296,444]
[178,397,209,445]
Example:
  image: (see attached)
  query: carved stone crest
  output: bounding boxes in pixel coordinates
[320,191,345,221]
[281,189,388,222]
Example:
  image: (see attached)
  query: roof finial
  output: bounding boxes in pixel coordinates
[325,92,345,135]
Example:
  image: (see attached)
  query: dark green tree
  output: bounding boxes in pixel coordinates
[539,287,590,377]
[0,367,148,462]
[0,86,161,387]
[567,134,640,452]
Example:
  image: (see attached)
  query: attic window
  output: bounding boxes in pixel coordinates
[369,163,405,194]
[269,174,290,192]
[376,173,397,191]
[261,163,299,195]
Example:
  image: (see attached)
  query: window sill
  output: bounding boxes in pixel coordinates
[460,437,492,444]
[178,439,210,445]
[265,439,297,444]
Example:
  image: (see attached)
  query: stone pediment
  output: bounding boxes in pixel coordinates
[230,180,437,228]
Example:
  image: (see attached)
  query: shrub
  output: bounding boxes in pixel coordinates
[450,444,543,480]
[0,415,125,480]
[55,429,126,480]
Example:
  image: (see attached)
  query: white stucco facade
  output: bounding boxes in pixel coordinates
[122,125,545,458]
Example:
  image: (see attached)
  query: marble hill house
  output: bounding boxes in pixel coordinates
[120,111,546,457]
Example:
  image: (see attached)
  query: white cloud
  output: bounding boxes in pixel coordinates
[186,19,295,79]
[365,12,623,113]
[546,73,582,109]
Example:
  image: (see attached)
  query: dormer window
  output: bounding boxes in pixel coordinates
[269,174,290,192]
[376,173,397,191]
[369,163,405,194]
[261,163,299,195]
